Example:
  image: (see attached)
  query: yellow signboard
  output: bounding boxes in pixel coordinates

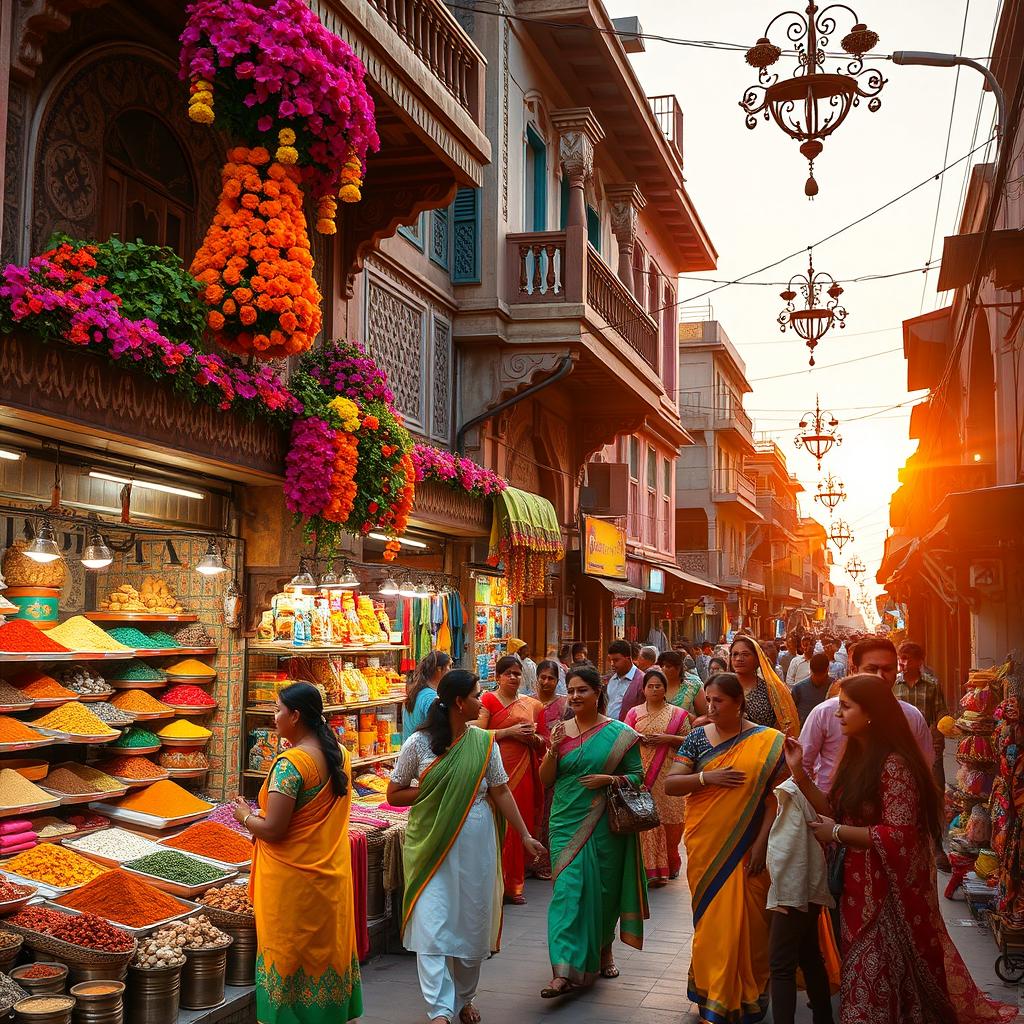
[583,516,627,580]
[678,322,703,341]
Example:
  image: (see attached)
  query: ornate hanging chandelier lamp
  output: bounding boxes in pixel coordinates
[829,519,853,552]
[813,473,846,513]
[795,396,842,470]
[778,251,848,366]
[739,3,886,196]
[845,554,866,580]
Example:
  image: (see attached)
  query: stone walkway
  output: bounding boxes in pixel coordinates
[358,859,1021,1024]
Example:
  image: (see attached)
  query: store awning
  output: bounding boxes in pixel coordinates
[931,483,1024,545]
[902,307,951,392]
[939,229,1024,293]
[659,562,728,598]
[596,578,645,600]
[488,486,564,602]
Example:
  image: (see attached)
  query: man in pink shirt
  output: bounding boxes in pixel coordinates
[799,638,933,793]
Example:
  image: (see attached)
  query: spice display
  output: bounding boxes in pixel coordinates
[32,818,75,839]
[158,750,208,769]
[0,718,45,744]
[162,822,251,862]
[65,828,162,862]
[31,703,117,737]
[0,877,33,900]
[87,703,134,727]
[104,627,161,649]
[47,617,130,653]
[53,665,109,696]
[107,662,164,683]
[133,931,186,969]
[173,624,213,648]
[9,673,76,701]
[108,727,160,750]
[14,997,76,1014]
[40,768,98,795]
[51,765,123,794]
[93,756,164,780]
[0,769,53,809]
[5,844,106,886]
[114,779,213,817]
[0,683,32,707]
[9,907,133,952]
[145,914,228,951]
[157,720,211,740]
[125,850,227,886]
[197,884,253,915]
[0,973,27,1009]
[161,685,215,708]
[17,966,63,979]
[57,868,189,927]
[0,621,69,654]
[0,928,20,946]
[164,658,216,679]
[99,578,184,614]
[147,631,178,648]
[110,691,172,716]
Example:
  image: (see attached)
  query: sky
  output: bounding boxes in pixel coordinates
[605,0,1002,619]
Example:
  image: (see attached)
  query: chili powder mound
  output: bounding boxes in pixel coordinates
[57,869,187,928]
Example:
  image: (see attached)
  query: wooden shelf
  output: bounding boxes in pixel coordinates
[247,643,407,657]
[86,613,199,623]
[132,647,217,657]
[245,696,404,716]
[352,752,399,768]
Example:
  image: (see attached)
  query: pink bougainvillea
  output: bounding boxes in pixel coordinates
[411,444,508,499]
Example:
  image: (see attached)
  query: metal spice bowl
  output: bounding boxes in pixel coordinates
[13,995,76,1024]
[179,939,232,1010]
[222,923,255,986]
[125,963,181,1024]
[68,980,124,1024]
[10,964,68,996]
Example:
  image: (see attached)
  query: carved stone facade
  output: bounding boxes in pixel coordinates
[550,108,605,190]
[606,183,646,289]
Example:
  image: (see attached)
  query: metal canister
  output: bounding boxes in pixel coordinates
[68,982,124,1024]
[0,940,23,972]
[10,964,68,996]
[223,925,256,986]
[13,995,75,1024]
[180,941,232,1010]
[62,964,128,989]
[125,963,181,1024]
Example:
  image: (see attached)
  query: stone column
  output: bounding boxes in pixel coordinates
[550,108,605,230]
[605,184,646,291]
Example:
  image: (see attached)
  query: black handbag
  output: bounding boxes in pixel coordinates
[607,777,661,834]
[827,842,846,896]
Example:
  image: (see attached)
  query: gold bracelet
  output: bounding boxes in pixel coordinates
[698,771,706,787]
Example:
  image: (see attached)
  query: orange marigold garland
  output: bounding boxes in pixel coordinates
[190,146,321,360]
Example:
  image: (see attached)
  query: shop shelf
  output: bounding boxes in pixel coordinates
[247,643,407,656]
[352,752,399,768]
[85,613,199,623]
[244,696,404,716]
[0,651,136,662]
[132,647,217,658]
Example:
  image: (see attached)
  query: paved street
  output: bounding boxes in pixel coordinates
[359,856,1022,1024]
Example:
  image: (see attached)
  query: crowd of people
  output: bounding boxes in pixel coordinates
[231,628,1018,1024]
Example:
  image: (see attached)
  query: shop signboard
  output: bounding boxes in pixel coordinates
[582,516,627,579]
[647,567,665,594]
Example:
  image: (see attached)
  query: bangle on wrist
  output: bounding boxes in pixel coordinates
[698,771,706,787]
[832,823,842,844]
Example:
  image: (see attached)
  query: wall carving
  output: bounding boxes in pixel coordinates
[497,350,574,403]
[505,414,541,494]
[431,316,452,443]
[1,83,28,265]
[411,479,489,536]
[365,273,425,431]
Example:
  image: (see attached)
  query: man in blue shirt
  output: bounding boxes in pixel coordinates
[606,639,644,721]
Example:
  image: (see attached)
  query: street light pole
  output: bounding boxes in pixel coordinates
[891,51,1007,149]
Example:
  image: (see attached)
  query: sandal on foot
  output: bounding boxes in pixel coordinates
[600,964,619,979]
[541,979,577,999]
[503,894,527,906]
[459,1005,481,1024]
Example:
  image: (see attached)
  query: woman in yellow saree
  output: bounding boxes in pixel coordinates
[729,635,799,738]
[666,673,786,1024]
[235,682,361,1024]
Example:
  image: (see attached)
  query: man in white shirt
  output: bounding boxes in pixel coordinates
[606,639,644,721]
[785,635,815,688]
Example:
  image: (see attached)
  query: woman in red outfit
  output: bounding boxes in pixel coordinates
[784,673,1016,1024]
[478,655,544,904]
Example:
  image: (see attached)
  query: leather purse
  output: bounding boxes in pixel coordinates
[827,842,846,896]
[607,777,661,834]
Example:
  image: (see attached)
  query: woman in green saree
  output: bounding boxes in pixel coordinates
[539,664,648,998]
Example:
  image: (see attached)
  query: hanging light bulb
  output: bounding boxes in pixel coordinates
[414,580,430,599]
[379,576,399,597]
[24,521,61,564]
[398,577,419,599]
[195,539,228,576]
[319,565,342,590]
[285,558,317,592]
[338,564,359,589]
[81,529,113,570]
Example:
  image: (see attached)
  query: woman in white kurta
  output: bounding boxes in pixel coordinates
[387,670,544,1024]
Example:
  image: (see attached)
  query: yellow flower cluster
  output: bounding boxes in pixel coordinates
[338,155,363,203]
[188,77,214,125]
[316,194,337,236]
[275,128,298,166]
[328,396,361,432]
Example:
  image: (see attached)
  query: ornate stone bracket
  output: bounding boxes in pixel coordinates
[550,107,604,229]
[576,412,647,473]
[496,349,575,403]
[12,0,110,81]
[605,183,646,290]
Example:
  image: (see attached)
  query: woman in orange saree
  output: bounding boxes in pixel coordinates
[235,682,361,1024]
[478,655,544,903]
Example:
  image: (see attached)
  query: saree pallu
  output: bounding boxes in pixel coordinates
[482,692,543,897]
[840,755,1016,1024]
[624,703,690,882]
[682,725,785,1024]
[534,697,569,878]
[547,719,648,984]
[751,640,800,738]
[252,748,362,1024]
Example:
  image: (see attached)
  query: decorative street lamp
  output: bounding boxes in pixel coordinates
[845,555,866,581]
[813,473,846,513]
[739,3,886,196]
[795,396,841,470]
[778,252,848,365]
[829,519,853,552]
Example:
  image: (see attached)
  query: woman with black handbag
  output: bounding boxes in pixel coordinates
[538,665,648,998]
[665,673,786,1024]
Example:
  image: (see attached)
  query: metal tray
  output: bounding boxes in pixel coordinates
[0,887,38,915]
[109,679,166,690]
[0,795,62,819]
[75,691,116,703]
[36,821,110,845]
[41,897,200,938]
[88,804,214,831]
[156,834,251,872]
[162,675,215,685]
[133,648,217,658]
[103,743,161,756]
[0,652,136,663]
[26,696,76,709]
[0,868,86,898]
[0,699,35,713]
[106,773,168,789]
[84,614,198,623]
[39,785,127,806]
[161,767,209,779]
[0,737,55,754]
[60,830,166,867]
[163,705,216,716]
[121,863,237,898]
[157,735,211,748]
[33,728,120,745]
[118,709,174,721]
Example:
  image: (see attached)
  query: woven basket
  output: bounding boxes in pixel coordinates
[4,922,136,967]
[192,903,253,930]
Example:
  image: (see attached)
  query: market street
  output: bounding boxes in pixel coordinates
[360,853,1020,1024]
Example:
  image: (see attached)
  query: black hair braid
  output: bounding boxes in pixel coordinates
[278,681,348,797]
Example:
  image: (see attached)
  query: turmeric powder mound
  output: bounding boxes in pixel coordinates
[31,702,118,736]
[110,691,173,716]
[164,659,216,679]
[114,779,213,818]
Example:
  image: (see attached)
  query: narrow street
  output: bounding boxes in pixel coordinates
[360,854,1021,1024]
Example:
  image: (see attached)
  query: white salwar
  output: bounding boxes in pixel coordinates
[391,730,508,1022]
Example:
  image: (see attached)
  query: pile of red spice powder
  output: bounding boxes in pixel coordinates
[0,621,69,653]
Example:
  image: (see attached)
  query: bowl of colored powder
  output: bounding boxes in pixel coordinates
[56,868,192,931]
[106,661,166,689]
[98,780,214,828]
[156,720,212,747]
[0,621,69,655]
[39,767,126,804]
[159,822,252,867]
[160,685,216,711]
[0,769,60,815]
[109,691,173,721]
[46,618,131,654]
[92,756,168,786]
[3,843,107,891]
[164,658,216,681]
[0,682,34,712]
[122,850,232,897]
[30,703,119,741]
[0,718,50,751]
[107,727,161,754]
[8,672,77,707]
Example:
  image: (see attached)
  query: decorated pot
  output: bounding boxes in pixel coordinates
[5,588,60,629]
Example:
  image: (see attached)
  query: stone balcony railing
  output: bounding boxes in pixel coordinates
[506,233,658,367]
[712,468,757,507]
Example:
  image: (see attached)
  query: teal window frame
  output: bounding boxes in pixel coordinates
[526,124,547,232]
[397,213,425,250]
[560,178,601,252]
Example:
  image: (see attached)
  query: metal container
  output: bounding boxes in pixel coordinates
[68,982,123,1024]
[0,939,24,971]
[60,964,128,989]
[125,963,181,1024]
[179,941,231,1010]
[223,925,255,986]
[13,996,75,1024]
[10,964,68,996]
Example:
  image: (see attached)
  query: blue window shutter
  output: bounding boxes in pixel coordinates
[430,207,449,270]
[526,125,547,231]
[398,212,425,250]
[451,187,480,283]
[586,206,601,253]
[560,177,569,229]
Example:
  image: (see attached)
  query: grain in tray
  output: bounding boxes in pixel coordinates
[47,617,131,653]
[0,769,53,809]
[4,844,106,886]
[30,703,117,737]
[66,827,162,862]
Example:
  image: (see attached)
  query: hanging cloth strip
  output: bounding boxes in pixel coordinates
[487,486,564,602]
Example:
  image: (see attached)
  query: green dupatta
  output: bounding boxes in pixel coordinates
[401,727,505,950]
